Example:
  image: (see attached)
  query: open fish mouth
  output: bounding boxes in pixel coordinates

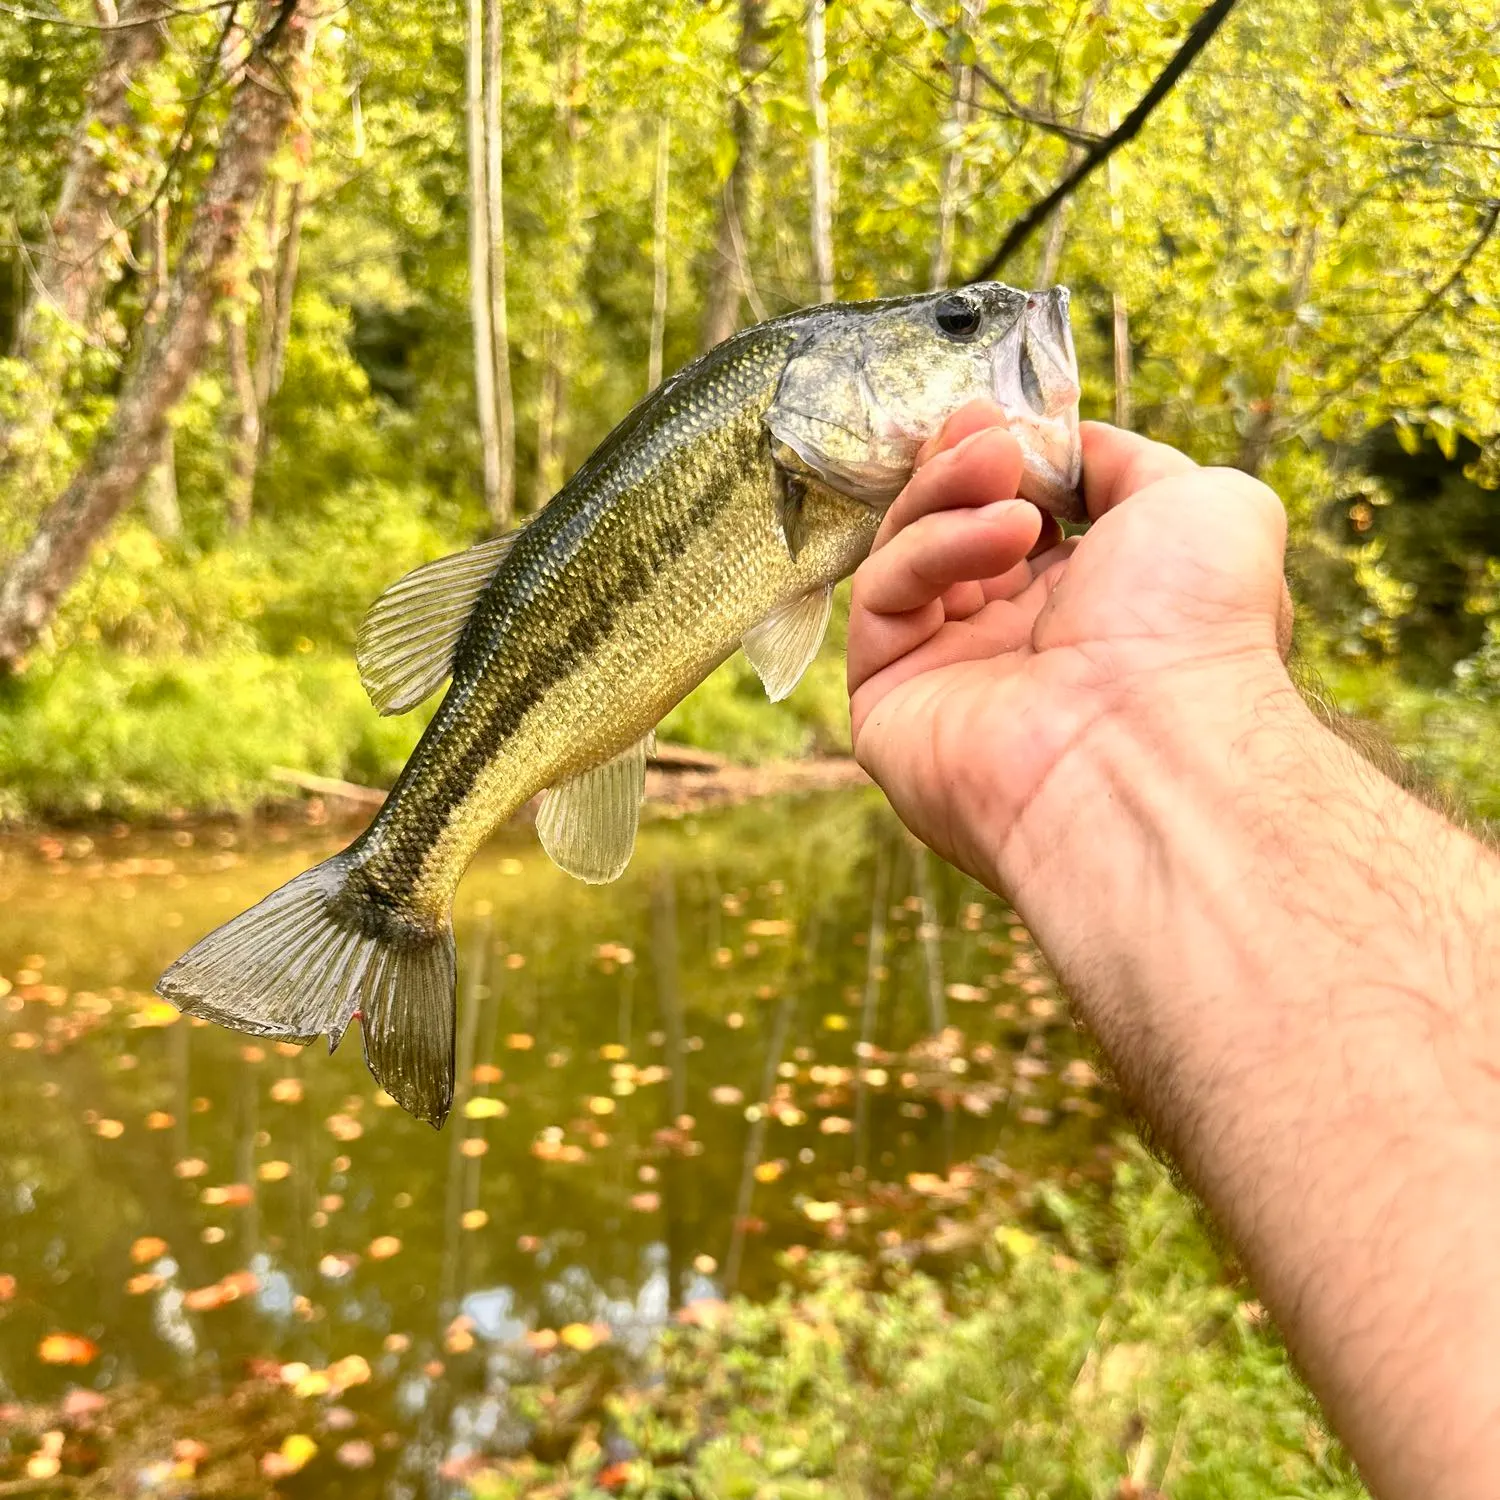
[991,288,1085,523]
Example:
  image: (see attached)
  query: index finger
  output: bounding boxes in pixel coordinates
[1080,421,1198,518]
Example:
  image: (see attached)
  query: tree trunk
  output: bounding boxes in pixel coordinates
[485,0,516,527]
[255,178,305,417]
[1106,125,1132,428]
[929,0,977,291]
[0,0,168,472]
[701,0,767,350]
[806,0,834,303]
[647,116,670,391]
[1034,74,1098,289]
[532,0,587,510]
[225,312,259,532]
[0,1,315,672]
[466,0,503,521]
[141,197,180,539]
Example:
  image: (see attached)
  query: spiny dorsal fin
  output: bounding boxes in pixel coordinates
[356,530,521,716]
[742,585,833,702]
[536,732,655,884]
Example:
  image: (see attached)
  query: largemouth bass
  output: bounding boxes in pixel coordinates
[158,283,1084,1126]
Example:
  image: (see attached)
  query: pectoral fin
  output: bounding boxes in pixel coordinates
[742,585,833,702]
[536,732,655,884]
[356,529,523,715]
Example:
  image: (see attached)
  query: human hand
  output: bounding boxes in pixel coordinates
[847,402,1295,891]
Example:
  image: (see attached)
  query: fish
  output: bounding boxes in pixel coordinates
[157,282,1084,1126]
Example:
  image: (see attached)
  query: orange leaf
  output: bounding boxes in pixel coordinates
[38,1333,98,1365]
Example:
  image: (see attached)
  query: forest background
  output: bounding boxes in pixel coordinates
[0,0,1497,824]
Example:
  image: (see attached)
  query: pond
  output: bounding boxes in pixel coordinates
[0,787,1121,1495]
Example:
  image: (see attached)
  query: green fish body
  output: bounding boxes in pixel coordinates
[159,283,1084,1125]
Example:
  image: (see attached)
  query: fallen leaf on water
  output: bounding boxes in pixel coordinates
[261,1433,317,1478]
[384,1332,410,1353]
[801,1200,842,1224]
[822,1014,849,1032]
[753,1161,783,1184]
[144,1110,174,1130]
[0,1274,17,1301]
[559,1321,609,1352]
[200,1183,254,1207]
[472,1063,503,1084]
[524,1329,558,1353]
[505,1033,534,1050]
[709,1086,744,1107]
[325,1113,363,1142]
[126,1273,162,1295]
[464,1097,507,1120]
[319,1254,357,1279]
[94,1118,125,1139]
[446,1318,475,1354]
[628,1191,660,1212]
[945,982,987,1003]
[368,1236,401,1260]
[130,1236,168,1264]
[257,1160,292,1182]
[819,1116,853,1135]
[269,1077,304,1103]
[26,1452,61,1481]
[64,1389,108,1419]
[692,1253,717,1275]
[328,1355,370,1391]
[598,1043,627,1061]
[745,919,792,938]
[586,1096,615,1116]
[337,1440,375,1469]
[460,1209,488,1230]
[128,1000,180,1029]
[173,1157,208,1180]
[460,1137,488,1158]
[38,1333,98,1365]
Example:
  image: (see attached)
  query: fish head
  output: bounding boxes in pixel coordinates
[767,282,1085,522]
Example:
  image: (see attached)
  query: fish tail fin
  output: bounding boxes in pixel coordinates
[156,851,457,1127]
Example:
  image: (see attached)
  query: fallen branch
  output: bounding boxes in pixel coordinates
[269,766,386,806]
[968,0,1241,280]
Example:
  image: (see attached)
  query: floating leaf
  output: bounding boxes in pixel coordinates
[368,1235,401,1260]
[559,1321,608,1351]
[460,1209,488,1230]
[173,1157,208,1179]
[325,1113,363,1142]
[460,1137,488,1158]
[524,1328,559,1353]
[801,1200,842,1224]
[463,1096,507,1120]
[200,1182,254,1207]
[257,1160,292,1182]
[628,1191,660,1212]
[126,1273,163,1295]
[94,1118,125,1139]
[270,1077,304,1103]
[38,1333,98,1365]
[753,1161,783,1183]
[130,1236,168,1264]
[472,1063,503,1084]
[144,1110,174,1130]
[337,1440,376,1469]
[819,1116,853,1135]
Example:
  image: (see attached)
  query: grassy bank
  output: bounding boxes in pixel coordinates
[462,1151,1363,1499]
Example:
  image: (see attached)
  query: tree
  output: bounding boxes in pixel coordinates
[0,0,316,671]
[466,0,503,523]
[485,0,517,526]
[0,0,168,483]
[805,0,834,303]
[700,0,766,350]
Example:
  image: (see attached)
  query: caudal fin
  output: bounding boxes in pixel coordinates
[156,852,457,1127]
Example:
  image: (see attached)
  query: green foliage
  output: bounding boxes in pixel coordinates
[1,0,1497,818]
[467,1151,1367,1499]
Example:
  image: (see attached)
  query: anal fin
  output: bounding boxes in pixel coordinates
[536,732,655,884]
[742,585,833,702]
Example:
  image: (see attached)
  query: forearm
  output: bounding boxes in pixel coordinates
[996,656,1500,1500]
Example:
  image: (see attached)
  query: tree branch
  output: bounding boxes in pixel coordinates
[1286,198,1500,439]
[968,0,1242,282]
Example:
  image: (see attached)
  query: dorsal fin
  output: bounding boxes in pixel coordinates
[742,585,833,702]
[356,530,521,715]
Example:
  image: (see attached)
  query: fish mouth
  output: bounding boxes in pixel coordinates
[992,289,1086,524]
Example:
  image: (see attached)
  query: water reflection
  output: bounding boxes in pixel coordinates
[0,789,1116,1492]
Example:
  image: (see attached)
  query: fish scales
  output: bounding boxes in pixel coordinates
[159,283,1086,1124]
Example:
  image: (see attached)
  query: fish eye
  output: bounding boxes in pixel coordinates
[934,295,982,341]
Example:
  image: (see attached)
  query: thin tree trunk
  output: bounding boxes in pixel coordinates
[225,311,259,532]
[806,0,834,303]
[647,116,670,391]
[532,1,586,509]
[141,197,181,539]
[485,0,516,526]
[0,0,168,471]
[701,0,767,350]
[1106,131,1132,428]
[256,178,304,415]
[929,0,978,291]
[1034,74,1099,289]
[1238,221,1319,476]
[466,0,503,521]
[0,2,315,672]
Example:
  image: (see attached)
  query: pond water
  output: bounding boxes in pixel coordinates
[0,787,1120,1494]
